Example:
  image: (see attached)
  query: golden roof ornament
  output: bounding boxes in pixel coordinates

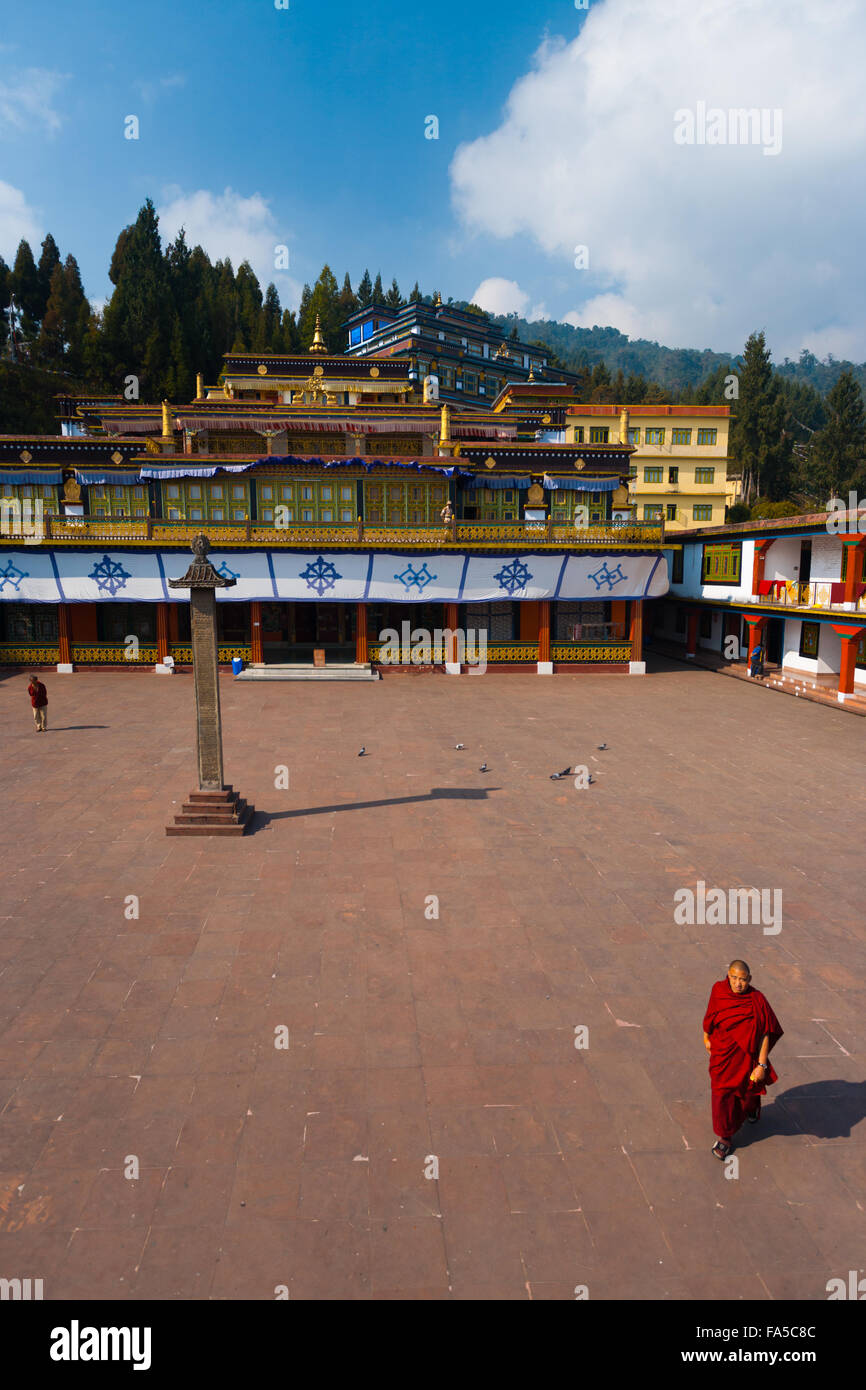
[433,292,443,308]
[309,313,328,355]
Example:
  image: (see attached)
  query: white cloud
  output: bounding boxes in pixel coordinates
[0,181,42,261]
[157,186,303,311]
[133,72,187,103]
[0,69,66,135]
[471,277,529,316]
[451,0,866,360]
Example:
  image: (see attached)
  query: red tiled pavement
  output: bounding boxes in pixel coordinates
[0,659,864,1300]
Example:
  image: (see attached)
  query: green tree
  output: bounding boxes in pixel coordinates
[36,234,62,321]
[385,277,403,308]
[37,254,91,371]
[810,370,866,499]
[101,199,174,397]
[372,271,384,303]
[409,281,423,303]
[0,254,10,352]
[729,331,792,502]
[357,269,373,309]
[11,239,42,333]
[299,264,341,351]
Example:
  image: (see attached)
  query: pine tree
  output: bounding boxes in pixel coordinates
[101,199,174,398]
[235,261,263,350]
[385,278,403,308]
[0,255,10,352]
[299,265,341,351]
[409,281,423,303]
[11,240,42,332]
[37,254,91,370]
[357,269,373,309]
[278,308,300,353]
[729,331,792,502]
[36,234,62,322]
[811,370,866,499]
[372,271,384,304]
[337,272,358,329]
[261,283,282,351]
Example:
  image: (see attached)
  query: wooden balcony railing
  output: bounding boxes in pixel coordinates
[751,580,866,612]
[25,516,665,549]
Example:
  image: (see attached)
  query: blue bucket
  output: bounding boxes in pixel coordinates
[231,657,244,676]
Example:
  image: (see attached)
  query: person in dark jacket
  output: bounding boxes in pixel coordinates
[27,673,48,732]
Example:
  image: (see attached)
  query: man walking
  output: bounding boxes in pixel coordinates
[703,959,783,1160]
[27,672,48,732]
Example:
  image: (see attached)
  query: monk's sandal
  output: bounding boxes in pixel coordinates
[712,1140,733,1160]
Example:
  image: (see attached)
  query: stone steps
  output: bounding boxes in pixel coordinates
[235,664,379,681]
[166,786,254,836]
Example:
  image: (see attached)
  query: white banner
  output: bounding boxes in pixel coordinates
[0,549,669,603]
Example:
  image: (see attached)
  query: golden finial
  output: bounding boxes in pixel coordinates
[527,363,537,382]
[309,313,328,354]
[161,400,172,437]
[440,402,452,444]
[433,292,443,308]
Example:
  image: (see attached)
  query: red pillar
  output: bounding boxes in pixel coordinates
[538,601,551,663]
[250,600,263,664]
[445,602,459,667]
[832,624,862,699]
[356,603,368,665]
[629,599,643,663]
[57,603,71,666]
[685,609,700,658]
[156,602,170,662]
[752,539,772,597]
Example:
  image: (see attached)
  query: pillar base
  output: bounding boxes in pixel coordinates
[166,786,254,837]
[537,661,553,675]
[154,663,174,675]
[629,661,646,675]
[445,662,461,676]
[56,663,73,674]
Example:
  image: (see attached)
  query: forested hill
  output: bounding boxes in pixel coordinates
[482,312,866,397]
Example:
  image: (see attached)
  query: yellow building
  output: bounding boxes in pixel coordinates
[564,405,734,531]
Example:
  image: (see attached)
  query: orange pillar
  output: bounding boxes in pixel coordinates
[538,601,551,662]
[629,599,644,663]
[156,602,170,662]
[842,539,866,604]
[833,625,861,700]
[356,603,368,665]
[752,539,772,597]
[57,603,71,668]
[743,615,767,672]
[250,600,263,664]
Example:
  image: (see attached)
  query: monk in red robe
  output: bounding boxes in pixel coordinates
[703,960,783,1159]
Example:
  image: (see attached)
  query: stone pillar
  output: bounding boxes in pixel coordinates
[685,609,700,659]
[537,600,552,675]
[629,598,645,675]
[833,624,862,702]
[444,601,460,675]
[356,603,368,665]
[57,603,72,673]
[167,535,254,834]
[250,600,263,665]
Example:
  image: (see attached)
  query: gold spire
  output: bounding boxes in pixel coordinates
[309,313,328,355]
[161,400,172,437]
[527,363,537,383]
[433,292,443,308]
[439,403,452,445]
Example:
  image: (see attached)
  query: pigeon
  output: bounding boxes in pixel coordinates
[455,744,465,750]
[479,763,489,773]
[597,743,608,751]
[358,747,366,757]
[550,766,572,781]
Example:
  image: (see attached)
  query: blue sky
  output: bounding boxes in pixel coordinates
[1,0,863,361]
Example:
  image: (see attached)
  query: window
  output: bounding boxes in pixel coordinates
[672,549,684,582]
[701,542,741,584]
[799,622,820,659]
[672,428,691,446]
[697,428,718,446]
[693,505,713,521]
[463,372,477,394]
[589,427,609,443]
[644,504,663,520]
[572,427,584,444]
[666,504,677,521]
[668,467,679,483]
[645,428,665,445]
[628,428,640,445]
[363,478,446,525]
[644,467,663,483]
[695,468,715,484]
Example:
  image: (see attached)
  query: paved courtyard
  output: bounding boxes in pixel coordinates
[0,659,864,1300]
